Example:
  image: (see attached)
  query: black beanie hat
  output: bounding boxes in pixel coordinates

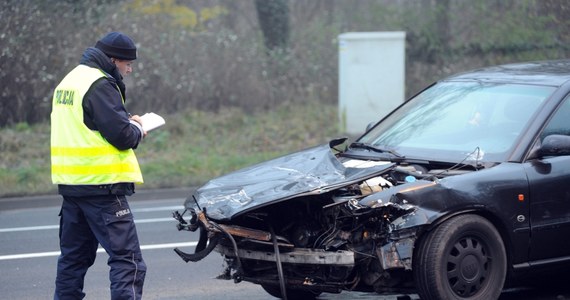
[95,32,137,60]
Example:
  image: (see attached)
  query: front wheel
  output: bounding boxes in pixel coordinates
[414,214,507,300]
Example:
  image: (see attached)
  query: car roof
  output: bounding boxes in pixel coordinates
[444,59,570,86]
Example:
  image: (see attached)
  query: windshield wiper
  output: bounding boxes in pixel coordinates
[350,142,405,159]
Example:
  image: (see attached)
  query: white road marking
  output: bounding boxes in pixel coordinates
[131,205,184,213]
[0,224,59,232]
[0,217,177,233]
[0,241,198,261]
[0,204,195,261]
[0,205,185,233]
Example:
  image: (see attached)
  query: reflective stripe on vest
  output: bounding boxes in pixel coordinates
[50,65,143,184]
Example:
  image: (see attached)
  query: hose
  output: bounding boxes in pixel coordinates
[269,224,287,300]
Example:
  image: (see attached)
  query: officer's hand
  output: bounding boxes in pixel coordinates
[129,115,148,137]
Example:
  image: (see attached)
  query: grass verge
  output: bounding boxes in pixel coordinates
[0,102,341,198]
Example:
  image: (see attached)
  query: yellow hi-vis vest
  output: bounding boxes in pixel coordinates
[51,64,143,184]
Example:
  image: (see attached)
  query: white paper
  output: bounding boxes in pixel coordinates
[140,112,165,132]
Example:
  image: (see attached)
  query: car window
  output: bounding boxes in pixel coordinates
[359,81,555,163]
[541,94,570,141]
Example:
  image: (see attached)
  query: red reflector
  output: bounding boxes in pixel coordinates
[518,194,524,201]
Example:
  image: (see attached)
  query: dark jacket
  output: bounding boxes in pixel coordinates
[58,47,143,196]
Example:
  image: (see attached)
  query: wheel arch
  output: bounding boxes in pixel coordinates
[415,208,514,276]
[411,209,510,299]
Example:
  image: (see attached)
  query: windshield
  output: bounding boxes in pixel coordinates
[358,81,555,163]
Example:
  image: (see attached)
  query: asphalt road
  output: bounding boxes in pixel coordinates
[1,189,569,300]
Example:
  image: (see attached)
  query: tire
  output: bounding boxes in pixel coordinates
[413,214,507,300]
[261,284,321,300]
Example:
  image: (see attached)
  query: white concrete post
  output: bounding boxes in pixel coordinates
[339,32,406,136]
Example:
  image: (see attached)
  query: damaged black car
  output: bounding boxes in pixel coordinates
[173,60,570,300]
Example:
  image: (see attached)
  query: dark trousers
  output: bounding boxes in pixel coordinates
[54,194,146,300]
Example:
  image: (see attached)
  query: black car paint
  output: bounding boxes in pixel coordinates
[526,155,570,263]
[358,163,531,265]
[184,141,552,273]
[175,60,570,298]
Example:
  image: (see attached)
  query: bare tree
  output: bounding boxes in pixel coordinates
[254,0,290,51]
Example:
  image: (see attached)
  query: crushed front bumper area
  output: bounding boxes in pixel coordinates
[172,208,353,263]
[216,245,355,266]
[172,208,356,267]
[173,208,415,271]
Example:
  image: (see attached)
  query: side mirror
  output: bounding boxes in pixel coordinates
[539,134,570,156]
[329,137,348,150]
[365,122,376,132]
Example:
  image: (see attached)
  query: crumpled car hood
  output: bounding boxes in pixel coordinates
[190,143,394,220]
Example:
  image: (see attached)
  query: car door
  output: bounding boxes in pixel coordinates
[526,95,570,262]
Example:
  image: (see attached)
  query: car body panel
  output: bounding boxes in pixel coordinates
[527,153,570,261]
[191,143,395,220]
[447,60,570,86]
[358,162,532,264]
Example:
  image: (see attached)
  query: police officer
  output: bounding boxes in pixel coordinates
[51,32,147,300]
